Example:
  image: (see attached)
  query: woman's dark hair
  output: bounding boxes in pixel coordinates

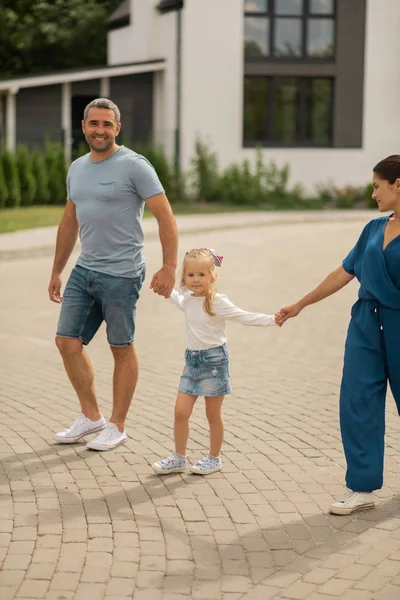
[373,155,400,184]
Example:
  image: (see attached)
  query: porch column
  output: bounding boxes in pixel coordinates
[100,77,110,98]
[61,81,72,164]
[6,87,18,152]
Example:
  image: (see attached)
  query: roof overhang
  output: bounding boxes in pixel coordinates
[157,0,184,14]
[0,59,165,92]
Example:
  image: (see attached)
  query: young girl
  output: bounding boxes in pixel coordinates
[152,248,278,476]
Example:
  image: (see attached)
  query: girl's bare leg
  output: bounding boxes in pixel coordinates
[174,392,197,455]
[205,396,225,457]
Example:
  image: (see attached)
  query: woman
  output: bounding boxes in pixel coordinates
[277,155,400,515]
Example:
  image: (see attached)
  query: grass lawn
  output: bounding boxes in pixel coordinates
[0,203,262,234]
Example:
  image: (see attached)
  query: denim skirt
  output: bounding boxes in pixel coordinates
[178,344,231,397]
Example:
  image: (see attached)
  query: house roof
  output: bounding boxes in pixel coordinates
[0,59,166,92]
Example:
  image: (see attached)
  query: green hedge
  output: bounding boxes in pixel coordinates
[0,140,375,209]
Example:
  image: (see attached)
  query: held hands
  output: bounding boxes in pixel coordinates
[275,303,302,327]
[48,273,63,304]
[150,265,176,298]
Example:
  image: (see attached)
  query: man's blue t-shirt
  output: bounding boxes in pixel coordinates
[67,145,164,278]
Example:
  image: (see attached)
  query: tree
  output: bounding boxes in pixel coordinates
[0,0,122,78]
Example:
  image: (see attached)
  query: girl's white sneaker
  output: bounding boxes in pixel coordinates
[329,491,375,515]
[190,455,222,475]
[152,454,189,474]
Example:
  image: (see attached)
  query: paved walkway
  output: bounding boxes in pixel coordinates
[1,210,400,600]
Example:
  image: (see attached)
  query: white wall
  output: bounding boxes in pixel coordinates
[108,0,157,65]
[180,0,244,172]
[108,0,177,156]
[152,11,178,158]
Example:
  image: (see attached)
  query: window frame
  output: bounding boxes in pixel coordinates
[243,75,334,148]
[244,0,337,61]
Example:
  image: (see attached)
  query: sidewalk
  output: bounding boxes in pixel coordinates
[0,209,377,258]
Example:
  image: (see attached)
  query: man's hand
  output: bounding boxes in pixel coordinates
[277,303,303,325]
[150,265,175,298]
[48,273,63,304]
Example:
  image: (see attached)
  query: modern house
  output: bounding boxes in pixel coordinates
[0,0,399,191]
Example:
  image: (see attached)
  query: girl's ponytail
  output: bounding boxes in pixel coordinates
[204,283,217,316]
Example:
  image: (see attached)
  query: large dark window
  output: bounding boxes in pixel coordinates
[243,76,333,146]
[244,0,335,59]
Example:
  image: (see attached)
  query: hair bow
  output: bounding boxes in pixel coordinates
[204,248,223,267]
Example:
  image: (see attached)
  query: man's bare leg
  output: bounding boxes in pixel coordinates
[55,337,101,421]
[109,344,139,432]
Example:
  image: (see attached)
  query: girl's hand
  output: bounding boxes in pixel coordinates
[277,303,302,325]
[274,312,284,327]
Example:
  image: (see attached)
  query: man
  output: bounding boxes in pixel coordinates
[48,98,178,451]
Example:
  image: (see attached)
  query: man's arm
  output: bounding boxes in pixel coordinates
[146,193,178,298]
[48,200,79,303]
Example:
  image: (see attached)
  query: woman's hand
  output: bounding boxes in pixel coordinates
[276,302,303,326]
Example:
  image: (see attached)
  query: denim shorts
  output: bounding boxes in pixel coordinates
[179,344,231,397]
[56,265,145,347]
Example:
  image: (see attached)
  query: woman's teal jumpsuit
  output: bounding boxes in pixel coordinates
[341,215,400,492]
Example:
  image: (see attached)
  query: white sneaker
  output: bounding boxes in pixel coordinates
[190,455,222,475]
[152,454,189,475]
[329,491,375,515]
[85,422,128,451]
[55,413,106,443]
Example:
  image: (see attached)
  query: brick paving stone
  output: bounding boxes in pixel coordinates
[192,581,221,599]
[318,576,354,595]
[0,586,20,600]
[16,579,50,598]
[106,577,136,596]
[27,563,56,580]
[0,570,26,586]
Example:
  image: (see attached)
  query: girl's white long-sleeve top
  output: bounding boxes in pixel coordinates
[169,290,277,351]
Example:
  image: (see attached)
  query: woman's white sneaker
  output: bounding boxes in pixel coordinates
[55,413,106,443]
[152,454,189,474]
[329,491,375,515]
[190,455,222,475]
[86,423,128,451]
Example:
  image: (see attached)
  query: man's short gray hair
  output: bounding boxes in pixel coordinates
[83,98,121,124]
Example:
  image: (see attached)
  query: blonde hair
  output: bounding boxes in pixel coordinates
[182,249,218,316]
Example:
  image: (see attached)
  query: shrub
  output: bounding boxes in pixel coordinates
[0,159,8,208]
[45,140,67,204]
[17,145,36,206]
[75,140,88,159]
[191,139,220,203]
[365,183,375,208]
[316,183,368,209]
[32,150,51,205]
[2,151,21,207]
[168,161,187,204]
